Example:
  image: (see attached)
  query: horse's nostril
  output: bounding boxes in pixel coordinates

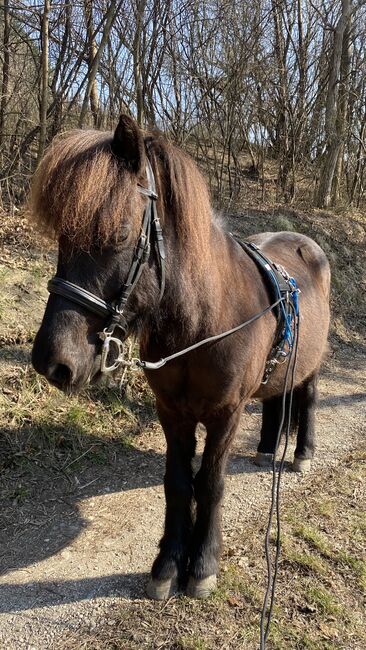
[48,363,73,388]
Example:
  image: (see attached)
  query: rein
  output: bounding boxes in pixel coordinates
[128,297,286,371]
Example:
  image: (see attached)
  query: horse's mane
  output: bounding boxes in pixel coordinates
[30,128,212,259]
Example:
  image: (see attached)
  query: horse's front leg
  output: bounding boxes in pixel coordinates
[147,402,197,600]
[187,406,242,598]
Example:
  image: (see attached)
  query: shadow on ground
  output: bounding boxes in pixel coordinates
[0,416,269,609]
[0,573,149,613]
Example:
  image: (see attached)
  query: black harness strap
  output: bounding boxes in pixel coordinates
[232,235,299,385]
[145,158,166,302]
[233,238,290,319]
[47,277,113,319]
[109,180,153,336]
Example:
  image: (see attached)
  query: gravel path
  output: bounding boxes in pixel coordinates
[0,348,365,649]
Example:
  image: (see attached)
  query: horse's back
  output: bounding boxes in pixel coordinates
[248,231,331,299]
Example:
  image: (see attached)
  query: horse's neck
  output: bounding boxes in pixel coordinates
[147,223,258,348]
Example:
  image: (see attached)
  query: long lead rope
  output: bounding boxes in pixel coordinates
[260,302,300,648]
[132,297,284,370]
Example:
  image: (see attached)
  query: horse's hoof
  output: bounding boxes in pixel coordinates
[292,457,312,473]
[186,575,217,599]
[254,452,274,467]
[146,577,177,600]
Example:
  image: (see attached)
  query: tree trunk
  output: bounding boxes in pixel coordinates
[317,0,352,208]
[83,0,100,128]
[271,0,290,199]
[37,0,50,164]
[50,2,71,138]
[351,112,366,204]
[79,1,116,128]
[0,0,10,148]
[133,0,146,127]
[332,16,352,203]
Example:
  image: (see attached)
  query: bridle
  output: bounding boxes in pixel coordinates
[47,157,166,373]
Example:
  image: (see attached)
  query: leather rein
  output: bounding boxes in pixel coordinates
[47,157,166,373]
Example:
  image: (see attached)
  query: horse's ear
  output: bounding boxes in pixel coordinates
[111,114,145,173]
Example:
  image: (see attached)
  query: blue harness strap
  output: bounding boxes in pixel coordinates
[232,237,300,384]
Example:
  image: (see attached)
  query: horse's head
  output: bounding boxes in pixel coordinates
[31,115,163,392]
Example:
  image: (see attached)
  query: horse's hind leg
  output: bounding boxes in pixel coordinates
[255,395,282,466]
[187,407,242,598]
[293,372,318,473]
[147,403,197,600]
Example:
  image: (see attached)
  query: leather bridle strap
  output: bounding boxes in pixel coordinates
[47,277,113,319]
[145,157,165,302]
[109,177,153,333]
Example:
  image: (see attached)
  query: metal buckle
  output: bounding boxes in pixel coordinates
[100,328,130,373]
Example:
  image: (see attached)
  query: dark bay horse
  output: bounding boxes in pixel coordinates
[31,115,330,600]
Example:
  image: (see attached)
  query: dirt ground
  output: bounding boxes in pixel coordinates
[0,207,365,649]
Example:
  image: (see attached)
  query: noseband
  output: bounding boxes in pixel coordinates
[47,157,166,373]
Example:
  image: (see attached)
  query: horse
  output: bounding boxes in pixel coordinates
[31,114,331,600]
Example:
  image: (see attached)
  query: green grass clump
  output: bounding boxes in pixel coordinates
[305,586,342,617]
[294,525,333,557]
[177,637,208,650]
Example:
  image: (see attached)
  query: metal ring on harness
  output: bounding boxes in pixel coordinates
[100,329,131,373]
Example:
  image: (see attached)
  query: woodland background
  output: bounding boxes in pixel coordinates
[0,0,366,212]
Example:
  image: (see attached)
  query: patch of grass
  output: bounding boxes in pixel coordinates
[294,524,333,557]
[0,353,157,499]
[177,636,208,650]
[337,551,366,591]
[281,532,329,576]
[295,633,334,650]
[315,499,336,519]
[97,388,140,423]
[305,586,342,617]
[10,483,29,504]
[351,513,366,544]
[284,550,328,575]
[273,215,295,231]
[30,262,47,285]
